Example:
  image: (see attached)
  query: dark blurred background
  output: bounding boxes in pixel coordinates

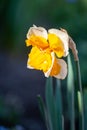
[0,0,87,129]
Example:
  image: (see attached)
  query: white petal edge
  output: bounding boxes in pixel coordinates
[54,59,67,79]
[27,25,48,39]
[48,29,69,57]
[44,52,55,77]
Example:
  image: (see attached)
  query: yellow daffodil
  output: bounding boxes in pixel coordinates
[26,25,69,79]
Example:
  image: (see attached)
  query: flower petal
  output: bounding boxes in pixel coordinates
[48,33,64,58]
[26,35,49,49]
[27,46,52,72]
[27,25,48,39]
[48,29,69,56]
[53,59,67,79]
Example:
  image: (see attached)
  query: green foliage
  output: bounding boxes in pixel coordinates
[45,77,64,130]
[45,77,56,130]
[37,95,46,122]
[83,89,87,130]
[37,77,63,130]
[75,59,84,130]
[55,79,64,130]
[67,55,75,130]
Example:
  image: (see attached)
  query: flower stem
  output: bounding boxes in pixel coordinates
[76,60,84,130]
[67,55,75,130]
[69,36,84,130]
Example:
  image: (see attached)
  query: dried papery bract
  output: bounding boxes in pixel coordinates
[60,28,78,61]
[69,37,78,61]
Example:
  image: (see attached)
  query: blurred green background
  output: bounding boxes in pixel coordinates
[0,0,87,129]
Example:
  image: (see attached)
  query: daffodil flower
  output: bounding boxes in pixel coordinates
[26,25,69,79]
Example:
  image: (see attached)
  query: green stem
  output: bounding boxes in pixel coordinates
[37,95,50,130]
[76,60,84,130]
[67,55,75,130]
[69,36,84,130]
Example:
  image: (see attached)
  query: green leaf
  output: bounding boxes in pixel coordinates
[75,60,84,130]
[55,79,64,130]
[67,54,75,130]
[37,95,50,130]
[45,77,57,130]
[78,91,82,114]
[77,90,85,130]
[37,95,46,121]
[83,89,87,130]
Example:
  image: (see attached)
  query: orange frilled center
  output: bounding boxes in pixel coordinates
[28,47,52,72]
[26,35,49,49]
[26,34,64,58]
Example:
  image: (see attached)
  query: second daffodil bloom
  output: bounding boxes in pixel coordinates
[25,25,69,79]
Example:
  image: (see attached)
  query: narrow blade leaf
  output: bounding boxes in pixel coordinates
[67,54,75,130]
[55,79,64,130]
[45,77,57,130]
